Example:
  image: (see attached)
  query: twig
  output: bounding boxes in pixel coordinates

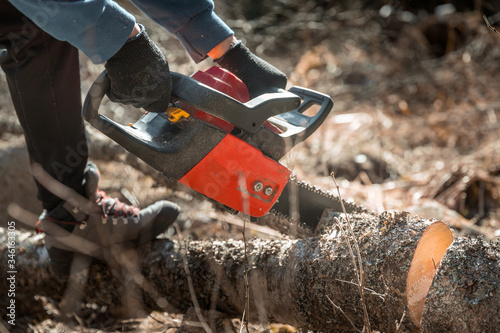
[284,140,300,237]
[483,15,500,36]
[326,295,361,333]
[73,312,86,333]
[59,253,92,316]
[381,275,392,333]
[335,279,385,300]
[220,214,283,238]
[238,176,251,333]
[148,312,166,325]
[174,223,213,333]
[240,221,250,333]
[110,243,175,314]
[395,310,406,332]
[331,172,371,333]
[331,227,359,286]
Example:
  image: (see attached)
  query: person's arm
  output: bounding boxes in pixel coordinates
[129,23,141,39]
[8,0,136,63]
[129,0,234,63]
[9,0,172,112]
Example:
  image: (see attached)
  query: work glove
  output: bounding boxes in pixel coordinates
[216,42,287,99]
[105,24,171,113]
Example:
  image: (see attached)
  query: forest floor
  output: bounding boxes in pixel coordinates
[1,0,500,332]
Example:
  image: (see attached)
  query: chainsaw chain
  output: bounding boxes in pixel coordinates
[259,209,313,238]
[287,176,370,214]
[260,176,371,237]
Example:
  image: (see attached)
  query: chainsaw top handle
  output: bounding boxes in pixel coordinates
[83,70,303,134]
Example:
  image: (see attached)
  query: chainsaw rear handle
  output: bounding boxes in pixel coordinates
[83,70,302,134]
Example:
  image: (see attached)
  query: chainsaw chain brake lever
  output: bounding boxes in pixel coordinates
[273,86,334,142]
[170,72,301,134]
[249,86,334,161]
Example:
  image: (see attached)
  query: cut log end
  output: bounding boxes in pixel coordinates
[406,221,454,327]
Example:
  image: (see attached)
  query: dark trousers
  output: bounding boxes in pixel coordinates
[1,2,88,211]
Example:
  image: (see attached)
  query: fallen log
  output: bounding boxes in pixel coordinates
[1,211,498,332]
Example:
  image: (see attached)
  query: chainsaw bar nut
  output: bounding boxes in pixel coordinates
[264,186,273,196]
[253,181,264,192]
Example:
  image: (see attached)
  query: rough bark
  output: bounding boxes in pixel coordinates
[1,211,498,332]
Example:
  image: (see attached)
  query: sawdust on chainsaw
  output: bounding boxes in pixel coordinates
[1,0,500,332]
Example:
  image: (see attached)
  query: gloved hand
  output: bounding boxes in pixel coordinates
[215,42,287,99]
[105,24,171,113]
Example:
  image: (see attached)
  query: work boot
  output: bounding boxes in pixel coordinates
[215,42,287,99]
[38,162,180,276]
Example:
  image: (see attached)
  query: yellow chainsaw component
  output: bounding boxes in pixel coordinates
[166,106,190,123]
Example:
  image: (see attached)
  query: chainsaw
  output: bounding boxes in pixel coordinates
[82,66,366,233]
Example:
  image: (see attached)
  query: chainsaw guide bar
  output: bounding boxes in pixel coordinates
[265,176,370,234]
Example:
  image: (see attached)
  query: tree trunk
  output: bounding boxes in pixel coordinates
[1,211,498,332]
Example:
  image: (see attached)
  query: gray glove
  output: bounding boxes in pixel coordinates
[105,25,171,113]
